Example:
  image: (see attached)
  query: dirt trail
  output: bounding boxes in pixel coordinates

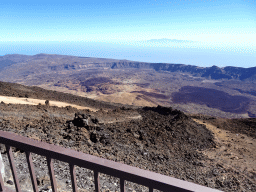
[0,95,97,111]
[193,119,256,185]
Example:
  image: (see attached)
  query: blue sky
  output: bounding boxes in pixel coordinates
[0,0,255,67]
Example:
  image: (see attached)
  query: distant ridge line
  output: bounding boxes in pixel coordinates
[1,54,256,80]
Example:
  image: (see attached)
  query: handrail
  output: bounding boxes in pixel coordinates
[0,130,221,192]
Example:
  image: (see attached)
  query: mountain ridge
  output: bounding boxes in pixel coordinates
[2,53,254,81]
[111,61,256,80]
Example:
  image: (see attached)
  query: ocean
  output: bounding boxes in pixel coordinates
[0,41,255,68]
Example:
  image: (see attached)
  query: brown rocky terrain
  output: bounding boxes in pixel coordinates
[0,54,256,118]
[0,54,256,192]
[0,81,255,191]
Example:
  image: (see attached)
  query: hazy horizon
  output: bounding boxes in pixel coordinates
[1,41,255,68]
[1,0,255,67]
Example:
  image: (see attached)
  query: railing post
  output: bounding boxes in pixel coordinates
[94,171,100,192]
[120,178,125,192]
[70,164,78,192]
[0,172,3,192]
[0,153,4,192]
[6,146,21,192]
[25,152,39,192]
[47,157,58,192]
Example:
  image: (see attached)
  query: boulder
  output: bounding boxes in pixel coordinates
[72,112,99,128]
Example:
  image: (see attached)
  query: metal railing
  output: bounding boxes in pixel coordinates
[0,130,220,192]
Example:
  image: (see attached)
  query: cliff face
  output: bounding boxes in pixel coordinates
[111,61,256,80]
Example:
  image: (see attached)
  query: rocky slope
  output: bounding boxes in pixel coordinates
[0,102,255,191]
[0,81,123,110]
